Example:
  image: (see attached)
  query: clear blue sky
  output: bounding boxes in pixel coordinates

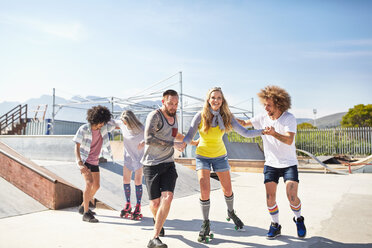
[1,0,371,118]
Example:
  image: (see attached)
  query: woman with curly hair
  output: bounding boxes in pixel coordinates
[183,87,263,243]
[237,85,307,239]
[73,105,115,223]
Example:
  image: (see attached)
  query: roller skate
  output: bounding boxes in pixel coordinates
[197,219,214,243]
[131,204,143,220]
[120,202,132,218]
[227,209,244,230]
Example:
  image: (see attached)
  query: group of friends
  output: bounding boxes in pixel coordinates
[73,85,307,248]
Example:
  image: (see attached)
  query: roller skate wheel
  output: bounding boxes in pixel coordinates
[235,226,239,230]
[205,237,210,243]
[209,233,214,239]
[226,217,231,221]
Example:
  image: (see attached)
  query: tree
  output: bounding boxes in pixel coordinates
[297,122,317,129]
[341,104,372,127]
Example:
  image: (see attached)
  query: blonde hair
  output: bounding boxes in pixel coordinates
[120,110,143,133]
[257,85,291,112]
[201,87,233,133]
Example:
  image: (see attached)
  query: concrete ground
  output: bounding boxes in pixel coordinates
[1,172,372,248]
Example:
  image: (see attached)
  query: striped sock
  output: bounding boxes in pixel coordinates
[268,203,279,224]
[290,202,302,219]
[123,184,131,203]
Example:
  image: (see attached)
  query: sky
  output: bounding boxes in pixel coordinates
[0,0,371,118]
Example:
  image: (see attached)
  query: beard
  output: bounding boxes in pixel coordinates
[165,108,177,117]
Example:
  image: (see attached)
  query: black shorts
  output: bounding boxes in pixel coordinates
[84,162,100,173]
[143,162,178,200]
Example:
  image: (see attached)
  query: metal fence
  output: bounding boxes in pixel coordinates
[296,127,372,155]
[228,127,372,156]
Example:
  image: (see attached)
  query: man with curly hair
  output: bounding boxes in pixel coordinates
[238,85,306,239]
[73,105,115,223]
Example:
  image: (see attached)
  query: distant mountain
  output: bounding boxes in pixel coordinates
[310,112,347,128]
[297,118,312,125]
[0,95,161,123]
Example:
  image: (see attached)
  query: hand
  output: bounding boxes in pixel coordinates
[263,126,276,136]
[190,139,199,146]
[174,142,186,152]
[77,161,88,174]
[236,118,246,126]
[137,141,145,150]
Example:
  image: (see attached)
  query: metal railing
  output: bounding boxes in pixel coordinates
[228,127,372,156]
[0,104,28,135]
[296,127,372,155]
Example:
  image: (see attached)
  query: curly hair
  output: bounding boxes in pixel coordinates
[201,87,233,133]
[86,105,112,125]
[257,85,291,112]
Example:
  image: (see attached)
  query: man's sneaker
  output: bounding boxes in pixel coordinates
[82,212,99,223]
[153,218,165,237]
[267,222,281,239]
[293,216,307,238]
[78,205,96,215]
[147,237,167,248]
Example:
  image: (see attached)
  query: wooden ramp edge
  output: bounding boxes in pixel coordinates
[0,141,82,210]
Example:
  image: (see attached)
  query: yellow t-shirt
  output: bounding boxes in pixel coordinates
[196,118,227,158]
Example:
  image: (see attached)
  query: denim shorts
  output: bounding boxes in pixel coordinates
[264,165,299,184]
[195,155,230,172]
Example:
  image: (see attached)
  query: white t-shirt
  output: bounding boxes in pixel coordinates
[251,111,298,168]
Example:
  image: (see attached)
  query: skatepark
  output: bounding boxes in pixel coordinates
[1,135,372,247]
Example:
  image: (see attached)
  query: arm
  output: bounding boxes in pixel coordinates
[106,120,117,132]
[236,118,253,127]
[74,143,88,173]
[183,112,201,144]
[231,118,263,138]
[264,127,295,145]
[144,112,174,147]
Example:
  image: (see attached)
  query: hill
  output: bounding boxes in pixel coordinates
[309,112,347,128]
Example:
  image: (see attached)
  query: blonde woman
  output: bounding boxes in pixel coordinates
[115,110,145,220]
[183,87,264,243]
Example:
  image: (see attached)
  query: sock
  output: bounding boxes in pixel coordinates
[224,193,234,212]
[123,184,131,203]
[135,184,143,205]
[200,199,210,221]
[290,202,302,219]
[268,203,279,224]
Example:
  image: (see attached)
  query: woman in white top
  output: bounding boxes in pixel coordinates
[116,110,145,220]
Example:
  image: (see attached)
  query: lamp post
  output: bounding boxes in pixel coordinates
[313,108,317,127]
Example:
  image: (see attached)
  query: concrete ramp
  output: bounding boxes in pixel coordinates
[0,177,47,218]
[223,135,265,160]
[0,135,75,161]
[0,141,82,210]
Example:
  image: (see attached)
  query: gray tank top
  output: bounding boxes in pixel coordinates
[141,109,178,166]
